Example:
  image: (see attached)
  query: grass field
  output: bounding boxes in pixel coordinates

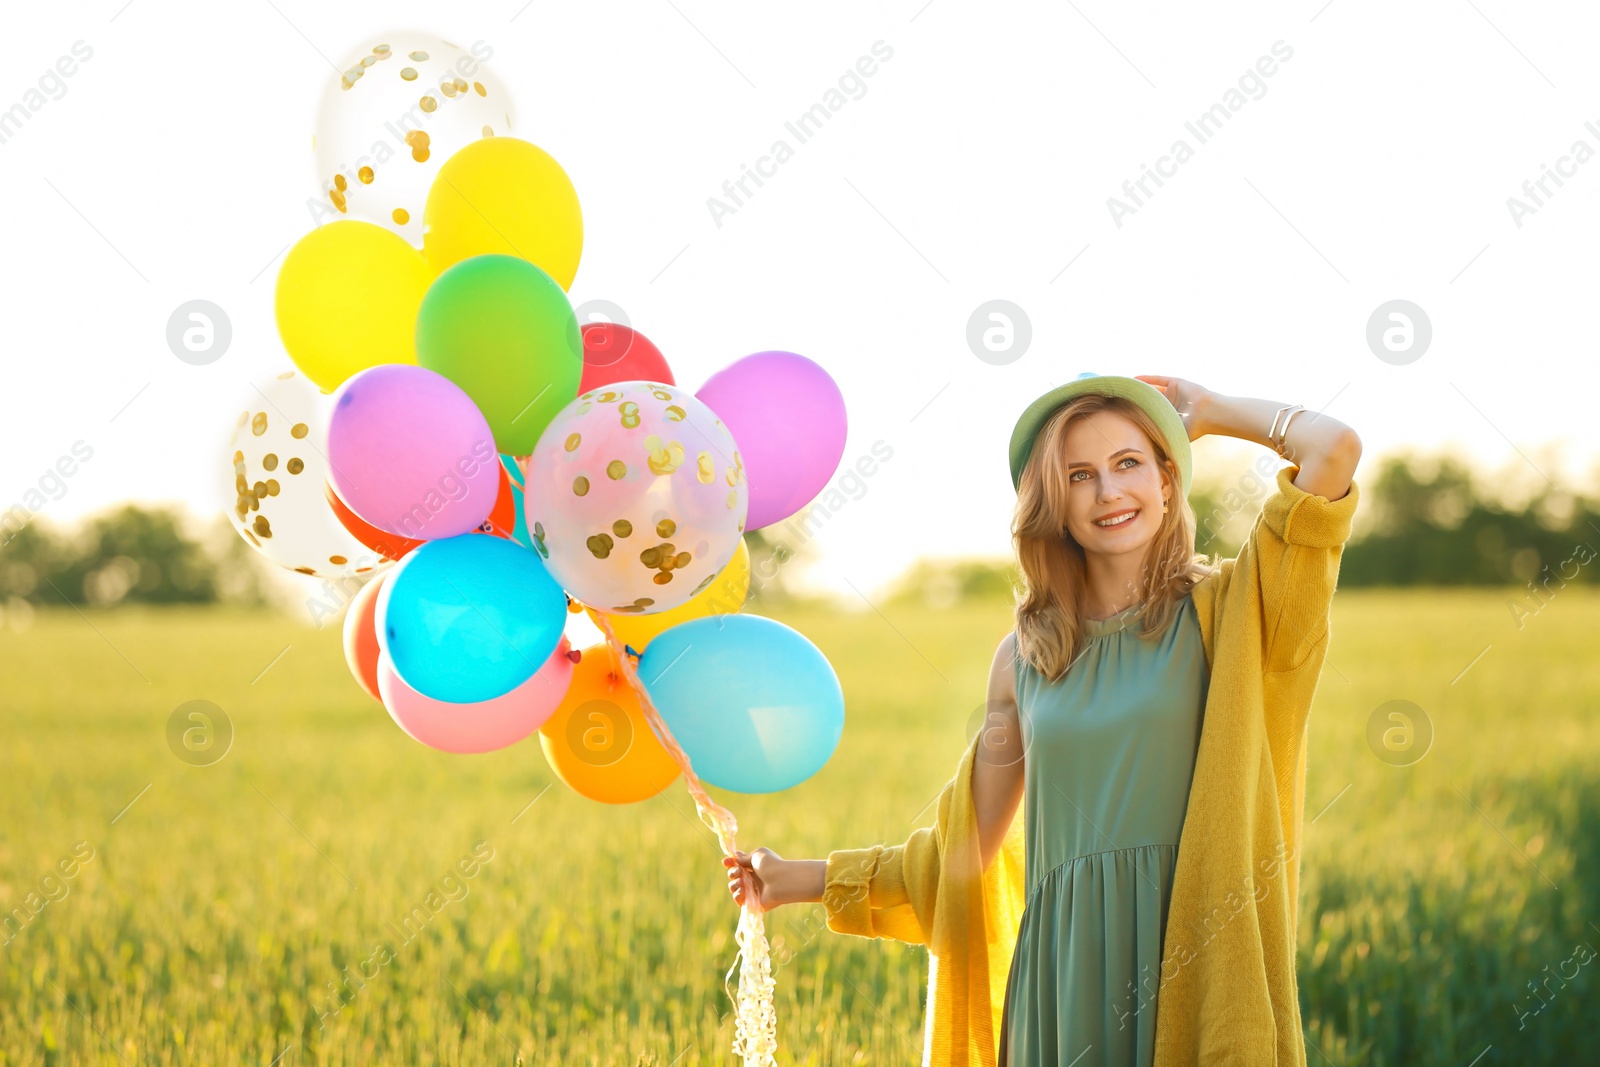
[0,588,1596,1065]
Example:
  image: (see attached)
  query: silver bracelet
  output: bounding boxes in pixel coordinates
[1269,404,1306,458]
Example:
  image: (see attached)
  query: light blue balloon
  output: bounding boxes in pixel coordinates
[639,615,844,794]
[377,533,566,703]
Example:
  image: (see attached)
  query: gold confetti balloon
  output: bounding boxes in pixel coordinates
[524,382,748,615]
[221,370,394,581]
[313,33,516,248]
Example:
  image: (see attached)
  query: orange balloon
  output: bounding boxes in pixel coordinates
[538,642,680,804]
[343,572,387,702]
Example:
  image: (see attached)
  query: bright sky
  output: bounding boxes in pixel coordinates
[3,1,1597,606]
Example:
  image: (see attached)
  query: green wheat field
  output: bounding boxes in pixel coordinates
[1,588,1596,1065]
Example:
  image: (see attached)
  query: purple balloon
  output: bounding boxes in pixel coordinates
[327,364,500,540]
[695,351,847,532]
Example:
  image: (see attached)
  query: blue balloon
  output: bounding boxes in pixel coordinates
[378,533,566,703]
[499,453,534,550]
[639,615,844,794]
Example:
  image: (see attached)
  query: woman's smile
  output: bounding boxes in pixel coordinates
[1092,507,1140,529]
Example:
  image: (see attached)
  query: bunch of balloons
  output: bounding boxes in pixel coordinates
[225,31,855,809]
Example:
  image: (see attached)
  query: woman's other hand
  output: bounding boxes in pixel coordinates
[723,848,825,910]
[1133,375,1214,441]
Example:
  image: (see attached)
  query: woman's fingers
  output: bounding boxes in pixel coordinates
[725,855,753,904]
[723,850,761,906]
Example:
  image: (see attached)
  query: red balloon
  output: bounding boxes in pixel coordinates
[343,572,386,702]
[476,462,518,541]
[328,463,517,557]
[325,482,424,562]
[578,323,674,394]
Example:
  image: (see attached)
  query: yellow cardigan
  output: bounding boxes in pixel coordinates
[823,463,1360,1066]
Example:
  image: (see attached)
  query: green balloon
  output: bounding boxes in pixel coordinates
[415,254,582,455]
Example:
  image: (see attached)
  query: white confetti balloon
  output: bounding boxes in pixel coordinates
[223,370,393,581]
[523,382,748,615]
[312,32,516,246]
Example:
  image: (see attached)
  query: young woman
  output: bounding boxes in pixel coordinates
[724,373,1362,1066]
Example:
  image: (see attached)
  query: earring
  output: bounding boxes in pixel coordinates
[1162,499,1169,514]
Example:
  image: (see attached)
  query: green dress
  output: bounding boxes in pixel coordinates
[998,593,1209,1066]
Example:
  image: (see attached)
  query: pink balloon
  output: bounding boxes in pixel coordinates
[327,364,500,540]
[377,635,575,753]
[695,351,846,531]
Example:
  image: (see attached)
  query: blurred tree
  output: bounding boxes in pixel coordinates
[0,521,66,601]
[71,506,216,604]
[742,527,807,608]
[205,515,272,608]
[1186,483,1230,560]
[0,505,270,607]
[1339,452,1600,587]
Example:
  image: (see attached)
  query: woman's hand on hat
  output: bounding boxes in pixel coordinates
[1134,375,1213,441]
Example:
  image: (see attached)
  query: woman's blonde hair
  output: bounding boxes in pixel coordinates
[1011,394,1218,682]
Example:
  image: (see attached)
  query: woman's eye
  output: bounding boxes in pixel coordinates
[1071,458,1137,481]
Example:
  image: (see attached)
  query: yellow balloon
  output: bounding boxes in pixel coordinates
[423,137,583,289]
[586,539,751,651]
[275,220,434,391]
[537,643,680,805]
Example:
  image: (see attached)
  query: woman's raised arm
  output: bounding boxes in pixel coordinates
[1135,375,1360,500]
[1190,390,1360,501]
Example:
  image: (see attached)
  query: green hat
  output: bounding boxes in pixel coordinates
[1008,372,1192,496]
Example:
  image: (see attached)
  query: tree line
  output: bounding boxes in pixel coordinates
[0,508,268,608]
[0,451,1595,608]
[880,450,1600,604]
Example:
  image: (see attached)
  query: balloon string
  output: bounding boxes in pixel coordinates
[591,612,778,1066]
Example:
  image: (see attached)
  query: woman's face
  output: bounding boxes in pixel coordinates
[1059,410,1170,555]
